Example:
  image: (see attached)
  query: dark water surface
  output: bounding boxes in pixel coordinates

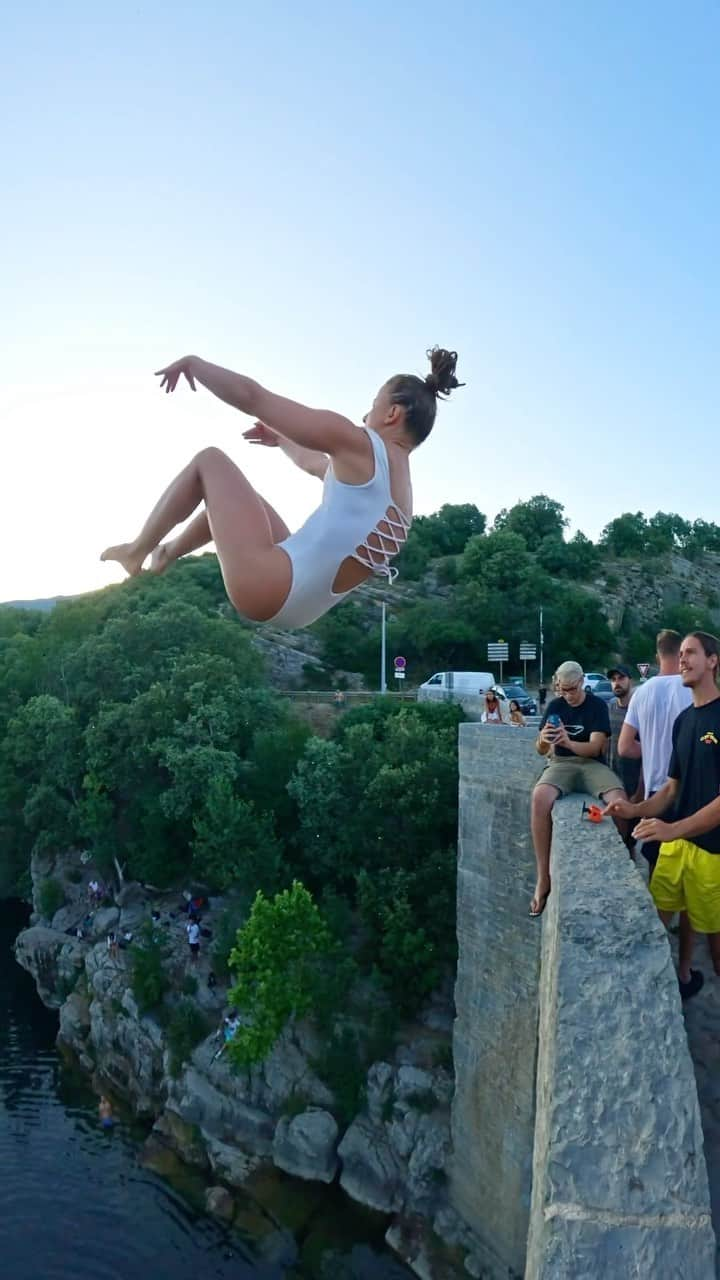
[0,901,409,1280]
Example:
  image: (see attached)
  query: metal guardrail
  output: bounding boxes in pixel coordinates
[282,690,417,704]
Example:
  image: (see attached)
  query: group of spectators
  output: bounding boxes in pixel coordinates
[481,689,526,726]
[529,629,720,1002]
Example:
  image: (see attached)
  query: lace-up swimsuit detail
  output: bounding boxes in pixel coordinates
[267,426,411,629]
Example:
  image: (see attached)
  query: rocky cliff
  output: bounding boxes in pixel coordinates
[15,849,483,1280]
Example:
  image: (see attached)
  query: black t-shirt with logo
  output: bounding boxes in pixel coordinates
[539,693,611,759]
[668,698,720,854]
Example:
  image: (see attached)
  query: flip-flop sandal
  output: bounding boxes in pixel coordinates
[529,888,551,919]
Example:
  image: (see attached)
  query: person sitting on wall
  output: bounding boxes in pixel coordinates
[509,699,526,727]
[529,660,627,918]
[481,689,503,724]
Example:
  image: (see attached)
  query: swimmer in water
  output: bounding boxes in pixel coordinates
[101,347,463,630]
[99,1095,114,1128]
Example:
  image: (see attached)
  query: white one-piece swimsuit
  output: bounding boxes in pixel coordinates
[266,426,411,630]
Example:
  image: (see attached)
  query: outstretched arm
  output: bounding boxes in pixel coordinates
[242,421,328,480]
[156,355,362,458]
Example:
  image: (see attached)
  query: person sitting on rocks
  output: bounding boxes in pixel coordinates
[529,660,627,918]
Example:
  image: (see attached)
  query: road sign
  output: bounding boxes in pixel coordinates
[393,656,406,671]
[487,643,509,660]
[519,642,537,684]
[637,663,651,679]
[394,670,405,680]
[488,640,509,683]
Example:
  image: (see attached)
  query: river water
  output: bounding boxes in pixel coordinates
[0,901,410,1280]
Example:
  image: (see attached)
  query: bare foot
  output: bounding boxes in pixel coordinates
[100,543,145,577]
[150,544,172,575]
[529,880,551,918]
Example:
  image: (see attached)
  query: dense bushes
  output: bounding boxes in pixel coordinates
[130,925,169,1014]
[37,877,65,919]
[165,998,212,1077]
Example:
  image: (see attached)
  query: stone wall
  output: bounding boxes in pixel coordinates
[452,723,717,1279]
[526,797,716,1278]
[449,724,543,1278]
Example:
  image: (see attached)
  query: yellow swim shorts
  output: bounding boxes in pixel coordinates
[650,838,720,934]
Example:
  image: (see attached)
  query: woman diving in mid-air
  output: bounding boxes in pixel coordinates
[101,347,462,629]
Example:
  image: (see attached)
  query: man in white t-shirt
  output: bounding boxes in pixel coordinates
[618,629,692,875]
[186,919,201,962]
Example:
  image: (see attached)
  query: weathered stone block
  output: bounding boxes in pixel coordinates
[450,725,543,1277]
[338,1115,404,1212]
[526,796,716,1277]
[272,1109,339,1182]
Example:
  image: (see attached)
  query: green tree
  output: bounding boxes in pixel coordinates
[5,695,84,855]
[227,882,338,1066]
[493,496,567,551]
[599,512,649,558]
[460,529,533,591]
[191,776,284,894]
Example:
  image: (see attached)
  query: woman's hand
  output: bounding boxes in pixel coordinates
[243,420,280,447]
[632,817,675,842]
[155,356,197,393]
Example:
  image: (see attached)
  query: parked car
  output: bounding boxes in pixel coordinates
[583,672,606,692]
[588,678,615,705]
[496,682,537,715]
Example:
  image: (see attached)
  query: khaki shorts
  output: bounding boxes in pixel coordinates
[537,757,624,798]
[651,838,720,934]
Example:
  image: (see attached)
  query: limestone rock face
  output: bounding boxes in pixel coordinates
[450,725,543,1278]
[58,990,91,1050]
[14,926,86,1007]
[169,1066,275,1153]
[86,906,119,941]
[338,1115,404,1213]
[272,1109,339,1183]
[151,1110,209,1169]
[525,797,717,1278]
[250,1024,335,1113]
[366,1062,394,1125]
[205,1185,234,1221]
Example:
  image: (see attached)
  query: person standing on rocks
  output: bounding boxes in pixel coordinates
[529,661,627,918]
[617,630,692,878]
[187,918,201,963]
[606,632,720,1001]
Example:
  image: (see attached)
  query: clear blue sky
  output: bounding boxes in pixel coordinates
[2,1,718,599]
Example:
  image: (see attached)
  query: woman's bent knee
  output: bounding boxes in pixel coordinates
[195,445,230,469]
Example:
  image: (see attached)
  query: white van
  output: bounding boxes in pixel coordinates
[417,671,498,704]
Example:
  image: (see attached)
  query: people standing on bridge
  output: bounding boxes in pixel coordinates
[617,630,692,879]
[529,661,627,918]
[606,632,720,1001]
[606,665,641,854]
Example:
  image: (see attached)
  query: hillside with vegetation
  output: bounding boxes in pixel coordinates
[2,493,719,1094]
[0,565,460,1053]
[308,496,720,685]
